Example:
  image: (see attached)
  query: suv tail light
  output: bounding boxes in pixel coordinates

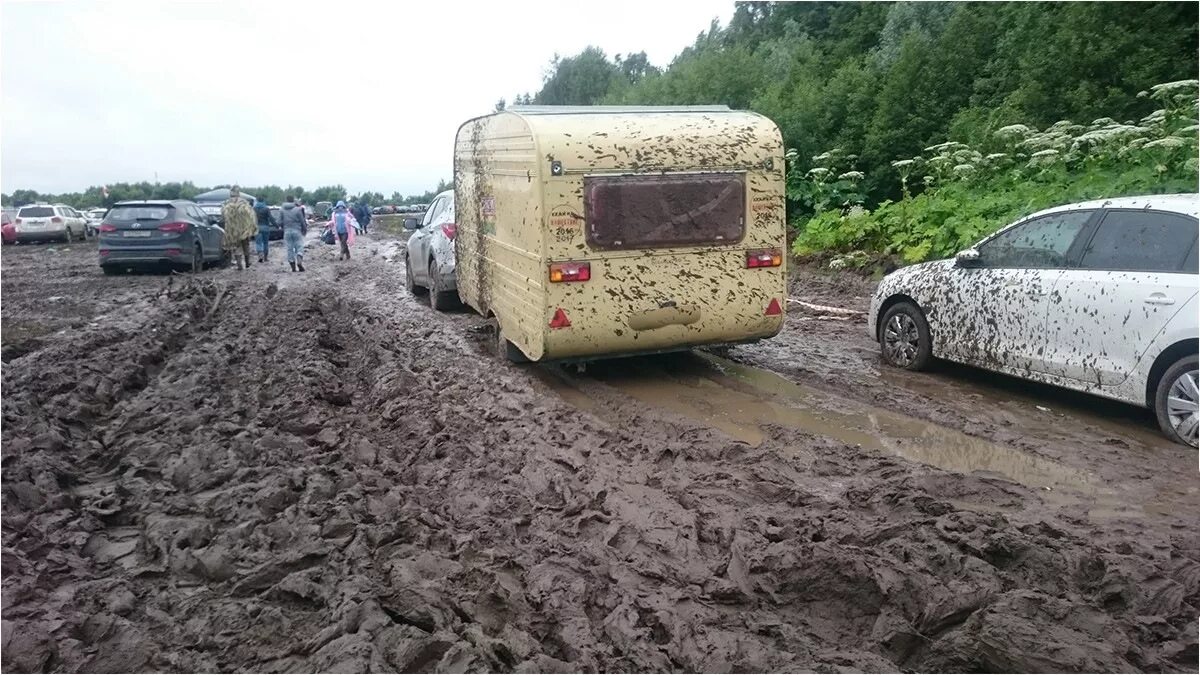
[549,261,591,283]
[747,249,783,268]
[14,218,22,224]
[441,222,457,240]
[50,216,63,224]
[99,224,117,233]
[158,222,189,234]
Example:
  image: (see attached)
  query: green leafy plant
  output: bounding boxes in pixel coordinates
[792,80,1199,266]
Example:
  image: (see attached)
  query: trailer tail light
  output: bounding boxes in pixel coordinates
[50,216,63,224]
[99,224,117,233]
[549,308,572,329]
[441,222,457,240]
[747,248,782,268]
[549,261,590,283]
[158,222,189,233]
[765,298,783,316]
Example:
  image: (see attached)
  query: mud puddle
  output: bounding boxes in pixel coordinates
[547,352,1106,497]
[878,364,1171,451]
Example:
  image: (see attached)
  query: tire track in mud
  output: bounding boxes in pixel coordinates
[2,243,1198,672]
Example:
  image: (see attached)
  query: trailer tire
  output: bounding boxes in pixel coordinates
[490,318,529,363]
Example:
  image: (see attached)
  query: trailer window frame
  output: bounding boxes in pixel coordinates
[583,172,746,250]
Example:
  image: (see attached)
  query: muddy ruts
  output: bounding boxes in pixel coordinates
[0,240,1196,672]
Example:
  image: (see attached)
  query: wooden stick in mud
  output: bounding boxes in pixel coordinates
[787,298,865,316]
[204,286,227,321]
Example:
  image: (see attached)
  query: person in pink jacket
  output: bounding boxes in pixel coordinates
[327,200,358,260]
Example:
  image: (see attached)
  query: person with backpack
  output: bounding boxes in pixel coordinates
[253,196,272,263]
[327,200,358,260]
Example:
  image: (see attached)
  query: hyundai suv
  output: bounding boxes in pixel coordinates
[98,200,225,274]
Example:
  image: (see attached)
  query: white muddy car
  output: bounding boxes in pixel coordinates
[404,189,458,311]
[870,194,1199,447]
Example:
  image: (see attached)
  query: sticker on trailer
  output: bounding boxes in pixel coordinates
[549,203,583,243]
[480,196,497,235]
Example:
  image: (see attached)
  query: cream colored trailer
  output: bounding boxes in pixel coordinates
[454,105,786,361]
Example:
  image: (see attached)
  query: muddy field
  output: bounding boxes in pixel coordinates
[2,235,1197,672]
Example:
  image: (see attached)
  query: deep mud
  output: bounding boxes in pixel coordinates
[2,239,1197,672]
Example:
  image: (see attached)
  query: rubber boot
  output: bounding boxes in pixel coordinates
[289,261,296,272]
[297,259,305,272]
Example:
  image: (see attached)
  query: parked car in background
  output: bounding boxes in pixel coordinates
[1,210,15,245]
[85,208,107,237]
[10,203,88,242]
[197,201,224,225]
[404,189,459,310]
[871,194,1199,446]
[98,200,224,274]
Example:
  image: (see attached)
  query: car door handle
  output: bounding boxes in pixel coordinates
[1145,293,1175,306]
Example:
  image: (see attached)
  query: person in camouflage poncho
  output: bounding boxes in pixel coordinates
[222,185,257,270]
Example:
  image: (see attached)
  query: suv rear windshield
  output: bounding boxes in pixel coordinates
[584,173,745,250]
[107,206,171,221]
[17,206,54,218]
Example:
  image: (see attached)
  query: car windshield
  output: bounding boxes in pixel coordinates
[107,206,170,221]
[17,206,54,218]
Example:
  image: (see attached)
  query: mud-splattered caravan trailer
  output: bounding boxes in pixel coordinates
[454,105,787,362]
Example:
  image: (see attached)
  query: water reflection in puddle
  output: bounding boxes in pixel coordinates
[543,352,1104,497]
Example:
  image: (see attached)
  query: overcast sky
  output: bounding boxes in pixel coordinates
[1,0,734,197]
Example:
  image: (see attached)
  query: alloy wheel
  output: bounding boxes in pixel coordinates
[1167,368,1199,448]
[884,313,920,367]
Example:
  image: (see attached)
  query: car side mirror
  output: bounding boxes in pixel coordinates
[403,218,420,230]
[955,248,982,268]
[208,215,220,225]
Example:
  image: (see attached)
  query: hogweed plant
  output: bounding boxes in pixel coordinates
[790,79,1200,268]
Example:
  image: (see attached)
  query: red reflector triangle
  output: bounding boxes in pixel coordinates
[765,298,783,316]
[549,308,572,328]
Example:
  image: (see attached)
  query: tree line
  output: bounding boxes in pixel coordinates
[1,179,451,210]
[511,1,1198,215]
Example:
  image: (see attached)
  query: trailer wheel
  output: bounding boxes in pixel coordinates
[489,317,529,363]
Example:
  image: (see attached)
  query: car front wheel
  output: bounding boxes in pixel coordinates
[879,301,933,371]
[1155,354,1198,448]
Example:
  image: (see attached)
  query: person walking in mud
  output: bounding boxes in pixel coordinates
[354,199,372,235]
[253,195,272,263]
[280,195,307,272]
[221,186,257,270]
[328,200,357,261]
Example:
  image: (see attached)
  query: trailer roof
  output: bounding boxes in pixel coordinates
[508,105,732,115]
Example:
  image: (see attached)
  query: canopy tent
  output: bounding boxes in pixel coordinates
[192,187,255,203]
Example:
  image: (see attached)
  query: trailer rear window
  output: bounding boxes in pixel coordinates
[584,174,745,249]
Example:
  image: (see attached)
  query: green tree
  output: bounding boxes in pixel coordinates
[534,47,619,105]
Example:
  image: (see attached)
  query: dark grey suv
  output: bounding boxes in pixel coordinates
[98,200,224,274]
